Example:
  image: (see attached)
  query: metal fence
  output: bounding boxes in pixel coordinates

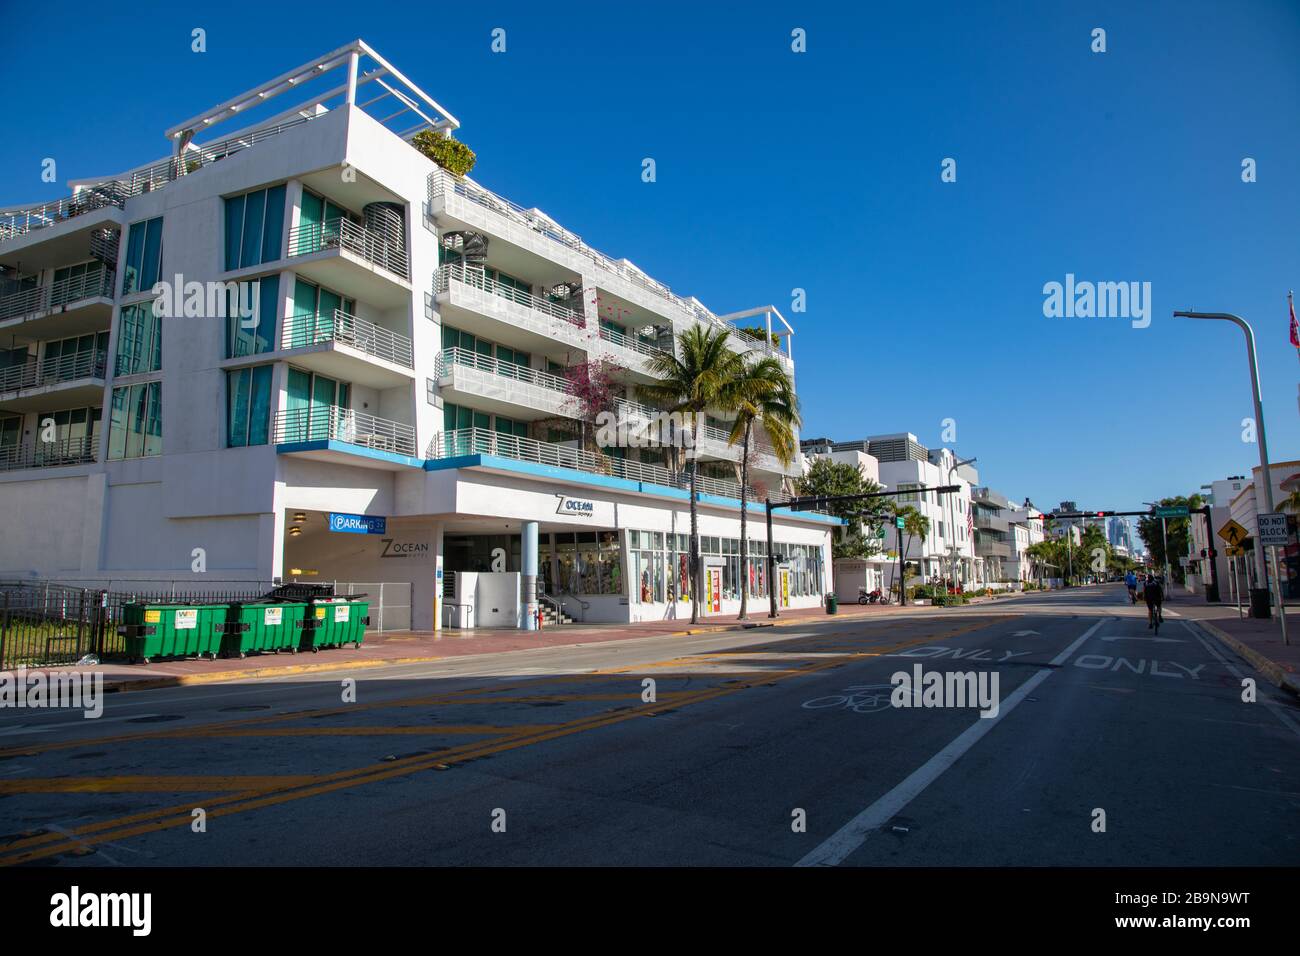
[0,578,415,668]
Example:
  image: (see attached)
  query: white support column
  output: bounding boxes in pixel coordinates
[346,50,360,106]
[522,520,539,630]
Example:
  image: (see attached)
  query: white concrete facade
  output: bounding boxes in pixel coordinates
[0,41,834,629]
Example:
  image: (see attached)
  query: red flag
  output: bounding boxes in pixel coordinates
[1291,293,1299,347]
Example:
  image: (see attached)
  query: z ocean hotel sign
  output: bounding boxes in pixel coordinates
[555,494,595,518]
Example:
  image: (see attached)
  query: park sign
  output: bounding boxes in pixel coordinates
[1155,505,1190,518]
[1257,513,1292,548]
[328,512,387,535]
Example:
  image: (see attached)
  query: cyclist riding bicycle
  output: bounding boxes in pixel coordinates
[1144,573,1164,630]
[1125,570,1138,604]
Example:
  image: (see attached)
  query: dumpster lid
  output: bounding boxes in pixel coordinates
[265,583,335,602]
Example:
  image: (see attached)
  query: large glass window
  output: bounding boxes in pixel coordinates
[287,277,355,348]
[297,190,350,254]
[226,365,274,447]
[115,302,162,376]
[121,217,163,295]
[107,382,161,460]
[225,274,280,358]
[224,185,287,270]
[283,367,349,442]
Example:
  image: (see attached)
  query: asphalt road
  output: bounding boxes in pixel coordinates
[1,585,1296,866]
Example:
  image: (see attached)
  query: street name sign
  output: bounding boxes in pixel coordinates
[1155,505,1190,518]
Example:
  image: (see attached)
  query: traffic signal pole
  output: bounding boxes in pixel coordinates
[766,485,960,619]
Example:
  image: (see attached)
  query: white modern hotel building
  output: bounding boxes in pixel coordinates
[0,41,836,630]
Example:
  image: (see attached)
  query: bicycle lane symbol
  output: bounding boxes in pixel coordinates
[801,683,921,714]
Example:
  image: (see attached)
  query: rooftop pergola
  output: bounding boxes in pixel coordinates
[165,39,460,155]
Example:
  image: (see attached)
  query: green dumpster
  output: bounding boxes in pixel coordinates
[219,602,307,658]
[826,593,838,615]
[299,599,370,652]
[120,603,227,664]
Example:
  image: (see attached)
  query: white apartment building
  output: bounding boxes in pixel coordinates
[860,434,977,586]
[1221,462,1299,601]
[1005,502,1046,583]
[0,40,838,630]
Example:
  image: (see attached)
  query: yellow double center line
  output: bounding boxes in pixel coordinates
[0,617,1010,865]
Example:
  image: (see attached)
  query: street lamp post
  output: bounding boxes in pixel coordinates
[1172,310,1276,619]
[947,456,976,589]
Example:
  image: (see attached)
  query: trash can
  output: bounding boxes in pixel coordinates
[299,598,370,652]
[219,602,307,658]
[120,603,227,664]
[826,593,838,615]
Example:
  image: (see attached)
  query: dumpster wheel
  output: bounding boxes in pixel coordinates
[311,646,320,653]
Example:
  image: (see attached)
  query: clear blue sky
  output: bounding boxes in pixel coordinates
[2,0,1297,511]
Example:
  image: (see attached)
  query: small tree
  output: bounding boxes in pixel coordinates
[796,457,887,560]
[564,358,622,455]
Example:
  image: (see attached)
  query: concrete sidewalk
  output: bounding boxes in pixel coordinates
[1178,601,1300,697]
[1,591,1031,693]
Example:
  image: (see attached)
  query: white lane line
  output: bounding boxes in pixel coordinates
[1184,620,1300,743]
[795,618,1108,867]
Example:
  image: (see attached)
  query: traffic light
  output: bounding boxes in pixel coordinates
[1095,511,1107,518]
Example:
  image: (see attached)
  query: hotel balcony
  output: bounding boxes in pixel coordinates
[0,186,127,258]
[271,406,417,467]
[973,511,1010,533]
[435,347,576,420]
[0,349,108,412]
[286,217,410,308]
[0,435,98,474]
[427,427,766,502]
[0,265,116,341]
[429,169,729,332]
[597,323,671,377]
[277,309,415,388]
[434,262,588,354]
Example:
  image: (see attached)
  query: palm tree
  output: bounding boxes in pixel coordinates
[895,505,931,599]
[722,355,800,620]
[1281,488,1300,514]
[640,325,743,624]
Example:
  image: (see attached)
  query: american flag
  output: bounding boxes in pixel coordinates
[966,499,974,543]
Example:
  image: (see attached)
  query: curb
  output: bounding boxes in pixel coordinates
[1195,619,1300,699]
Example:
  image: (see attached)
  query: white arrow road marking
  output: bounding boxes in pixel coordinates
[796,618,1107,867]
[1100,635,1185,644]
[1012,630,1040,637]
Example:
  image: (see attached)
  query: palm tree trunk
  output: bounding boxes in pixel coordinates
[689,416,700,625]
[738,424,751,620]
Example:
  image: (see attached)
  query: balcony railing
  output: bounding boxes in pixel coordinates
[436,347,575,395]
[0,349,108,393]
[282,310,414,369]
[599,324,668,362]
[0,186,129,243]
[435,262,585,327]
[1,114,325,243]
[271,406,416,457]
[288,218,409,279]
[429,169,724,330]
[0,266,115,323]
[0,435,98,472]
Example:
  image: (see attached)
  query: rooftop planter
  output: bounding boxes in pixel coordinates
[412,131,476,177]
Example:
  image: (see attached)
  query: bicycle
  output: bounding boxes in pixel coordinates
[1147,600,1163,633]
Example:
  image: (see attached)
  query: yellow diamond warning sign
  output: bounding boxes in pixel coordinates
[1217,519,1248,547]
